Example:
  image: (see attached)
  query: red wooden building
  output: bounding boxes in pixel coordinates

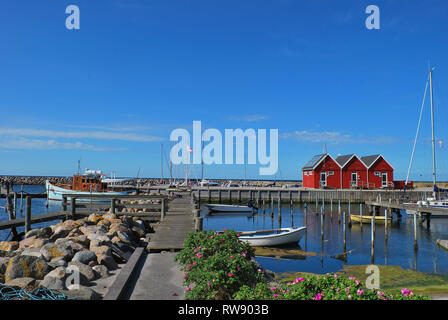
[302,153,394,189]
[360,154,394,189]
[302,154,341,189]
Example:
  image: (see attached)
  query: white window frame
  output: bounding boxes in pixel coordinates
[320,172,327,186]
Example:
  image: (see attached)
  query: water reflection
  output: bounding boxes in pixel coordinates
[202,202,448,276]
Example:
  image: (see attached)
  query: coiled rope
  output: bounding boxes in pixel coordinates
[0,284,69,300]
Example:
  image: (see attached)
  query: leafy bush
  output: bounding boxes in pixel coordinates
[176,230,429,300]
[175,230,266,300]
[234,274,430,300]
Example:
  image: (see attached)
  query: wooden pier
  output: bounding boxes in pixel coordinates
[0,193,169,238]
[136,186,433,204]
[365,199,448,217]
[146,192,197,252]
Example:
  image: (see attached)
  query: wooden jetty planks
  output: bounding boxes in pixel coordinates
[147,194,195,252]
[0,211,67,230]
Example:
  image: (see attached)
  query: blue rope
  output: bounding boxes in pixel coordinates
[0,284,69,300]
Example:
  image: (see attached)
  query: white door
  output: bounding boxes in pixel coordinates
[351,172,357,187]
[381,173,388,187]
[320,172,326,186]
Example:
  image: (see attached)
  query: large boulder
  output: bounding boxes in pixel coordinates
[19,236,49,249]
[90,245,118,270]
[39,276,66,291]
[72,250,97,265]
[63,285,101,300]
[92,265,109,279]
[5,277,36,289]
[68,261,96,284]
[40,243,74,261]
[49,225,72,242]
[5,255,50,282]
[0,241,19,252]
[62,219,85,230]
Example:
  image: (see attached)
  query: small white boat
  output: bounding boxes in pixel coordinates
[204,203,257,213]
[238,227,306,247]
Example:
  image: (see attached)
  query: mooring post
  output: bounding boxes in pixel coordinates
[360,202,363,228]
[70,197,76,218]
[384,209,388,242]
[343,211,346,252]
[161,198,166,220]
[25,196,32,233]
[111,198,116,214]
[338,200,341,224]
[194,216,204,231]
[371,215,375,252]
[320,206,324,242]
[62,195,68,212]
[414,212,418,250]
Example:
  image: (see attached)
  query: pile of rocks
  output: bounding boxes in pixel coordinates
[0,212,150,300]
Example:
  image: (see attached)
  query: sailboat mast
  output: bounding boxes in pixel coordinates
[429,67,437,193]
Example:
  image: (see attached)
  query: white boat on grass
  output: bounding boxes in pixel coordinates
[238,227,307,247]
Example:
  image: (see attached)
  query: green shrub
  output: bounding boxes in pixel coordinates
[175,230,266,300]
[234,274,430,300]
[176,230,430,300]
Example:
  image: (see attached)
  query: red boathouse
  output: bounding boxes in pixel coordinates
[301,154,341,189]
[302,153,395,189]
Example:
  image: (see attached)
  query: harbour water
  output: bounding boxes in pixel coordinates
[202,202,448,276]
[0,185,59,240]
[2,186,448,278]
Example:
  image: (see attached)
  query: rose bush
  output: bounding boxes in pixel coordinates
[175,230,266,300]
[176,230,430,300]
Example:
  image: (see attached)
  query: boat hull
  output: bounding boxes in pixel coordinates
[350,215,391,224]
[205,204,255,213]
[46,180,131,203]
[239,227,306,247]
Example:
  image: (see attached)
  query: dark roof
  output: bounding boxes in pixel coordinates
[302,154,327,170]
[360,154,381,167]
[335,154,355,167]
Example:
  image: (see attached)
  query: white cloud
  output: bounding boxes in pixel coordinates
[0,137,125,151]
[281,130,402,145]
[0,128,165,142]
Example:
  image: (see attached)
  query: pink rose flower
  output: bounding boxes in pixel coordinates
[314,293,322,300]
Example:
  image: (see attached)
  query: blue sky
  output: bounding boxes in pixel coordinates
[0,0,447,181]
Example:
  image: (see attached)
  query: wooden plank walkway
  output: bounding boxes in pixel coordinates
[366,200,448,216]
[146,193,196,252]
[0,212,67,230]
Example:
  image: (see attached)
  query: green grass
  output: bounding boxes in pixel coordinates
[275,264,448,296]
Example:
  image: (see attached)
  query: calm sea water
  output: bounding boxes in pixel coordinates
[3,187,448,277]
[0,185,60,240]
[202,202,448,276]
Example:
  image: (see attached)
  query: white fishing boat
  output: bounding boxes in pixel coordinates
[204,202,257,213]
[46,169,132,203]
[403,67,448,216]
[238,227,307,247]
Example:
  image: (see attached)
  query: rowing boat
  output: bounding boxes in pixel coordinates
[204,203,257,213]
[350,215,391,224]
[238,227,306,246]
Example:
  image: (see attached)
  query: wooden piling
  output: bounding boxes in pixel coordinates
[111,198,116,214]
[161,198,166,220]
[70,197,76,217]
[343,211,346,252]
[194,216,204,231]
[360,203,363,228]
[25,196,32,234]
[414,212,418,250]
[384,209,388,242]
[62,195,68,212]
